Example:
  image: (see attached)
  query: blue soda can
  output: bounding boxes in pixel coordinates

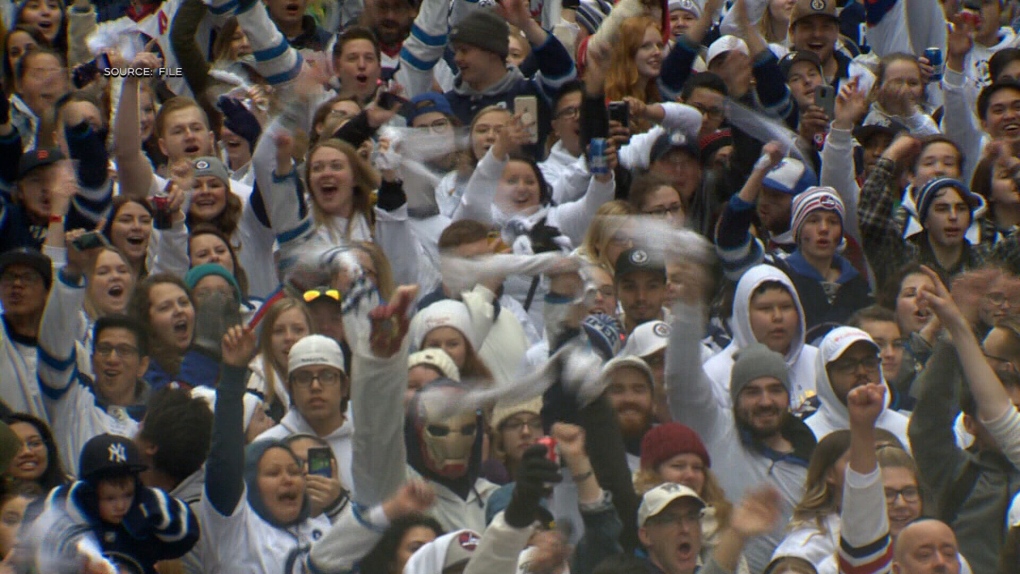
[589,137,609,175]
[925,47,943,83]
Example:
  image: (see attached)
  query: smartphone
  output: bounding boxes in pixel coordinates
[378,90,408,111]
[307,447,333,478]
[71,231,107,251]
[71,54,110,89]
[814,85,836,117]
[514,95,539,144]
[608,101,629,128]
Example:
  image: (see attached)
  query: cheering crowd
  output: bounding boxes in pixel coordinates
[0,0,1019,571]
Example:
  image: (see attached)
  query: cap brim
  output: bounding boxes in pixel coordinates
[642,493,707,526]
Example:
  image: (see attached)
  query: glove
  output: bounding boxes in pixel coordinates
[217,96,262,151]
[0,88,9,125]
[504,444,561,528]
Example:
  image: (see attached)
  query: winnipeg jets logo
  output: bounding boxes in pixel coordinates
[653,323,671,338]
[810,0,825,10]
[630,250,649,264]
[195,160,210,170]
[108,443,127,464]
[818,196,838,209]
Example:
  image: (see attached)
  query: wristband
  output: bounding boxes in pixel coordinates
[572,469,594,482]
[49,214,64,224]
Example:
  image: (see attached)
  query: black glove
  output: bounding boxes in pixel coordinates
[504,444,561,528]
[0,88,9,125]
[217,96,262,152]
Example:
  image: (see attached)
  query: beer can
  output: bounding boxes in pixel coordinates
[536,436,560,465]
[925,47,943,83]
[152,193,173,230]
[589,138,609,175]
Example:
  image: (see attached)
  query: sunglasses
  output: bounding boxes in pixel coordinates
[303,288,342,304]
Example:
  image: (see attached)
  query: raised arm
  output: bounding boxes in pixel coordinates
[666,299,731,442]
[114,52,160,200]
[205,326,257,516]
[838,383,893,574]
[345,282,417,506]
[169,0,213,99]
[823,80,868,243]
[715,142,783,280]
[453,116,528,222]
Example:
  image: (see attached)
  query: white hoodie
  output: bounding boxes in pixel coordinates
[404,530,478,574]
[804,327,911,450]
[702,265,819,415]
[257,407,355,497]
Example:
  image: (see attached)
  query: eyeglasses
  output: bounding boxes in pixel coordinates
[502,418,543,432]
[984,352,1017,373]
[983,292,1011,307]
[304,288,342,304]
[595,286,615,299]
[94,343,140,359]
[646,509,704,528]
[290,370,344,388]
[554,106,580,120]
[884,486,920,504]
[419,118,452,134]
[644,203,684,217]
[690,103,725,119]
[426,423,477,437]
[0,271,42,287]
[829,355,882,375]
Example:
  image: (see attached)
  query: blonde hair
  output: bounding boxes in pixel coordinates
[350,241,395,300]
[305,138,379,242]
[578,200,639,273]
[633,467,733,530]
[459,105,512,174]
[789,431,850,535]
[256,297,313,408]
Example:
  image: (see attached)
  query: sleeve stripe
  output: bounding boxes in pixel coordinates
[401,47,440,71]
[253,41,290,62]
[410,23,448,46]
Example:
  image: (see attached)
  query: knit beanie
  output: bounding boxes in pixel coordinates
[184,263,242,302]
[491,396,544,431]
[729,343,790,406]
[576,0,611,34]
[193,156,232,186]
[411,299,479,350]
[914,177,979,226]
[790,187,845,244]
[450,10,510,59]
[640,422,710,470]
[582,313,625,360]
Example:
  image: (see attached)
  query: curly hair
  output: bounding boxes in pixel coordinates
[358,514,444,574]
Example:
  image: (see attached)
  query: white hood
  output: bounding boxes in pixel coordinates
[806,327,910,448]
[403,530,478,574]
[730,265,807,366]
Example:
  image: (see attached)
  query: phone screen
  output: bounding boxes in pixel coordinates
[307,448,333,478]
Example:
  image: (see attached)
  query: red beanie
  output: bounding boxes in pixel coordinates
[640,423,711,471]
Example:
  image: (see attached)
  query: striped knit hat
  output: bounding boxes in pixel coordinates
[790,187,845,244]
[914,177,981,227]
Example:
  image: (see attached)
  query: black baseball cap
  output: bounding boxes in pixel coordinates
[78,434,147,481]
[18,147,65,178]
[852,119,908,145]
[779,51,824,79]
[650,131,701,164]
[614,248,666,281]
[0,248,52,288]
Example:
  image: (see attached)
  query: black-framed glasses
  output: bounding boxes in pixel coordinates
[830,355,881,375]
[644,203,684,217]
[554,106,580,120]
[94,343,140,359]
[884,486,920,504]
[290,370,344,388]
[646,509,704,527]
[502,418,542,432]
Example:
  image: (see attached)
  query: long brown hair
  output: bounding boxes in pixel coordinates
[83,246,135,321]
[257,297,313,409]
[129,273,194,375]
[304,138,378,241]
[790,430,851,534]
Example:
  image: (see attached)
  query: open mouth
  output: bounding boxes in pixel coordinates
[126,233,146,246]
[1003,122,1020,137]
[676,542,694,560]
[184,144,201,155]
[193,196,217,208]
[285,2,300,14]
[103,368,122,379]
[807,42,825,52]
[278,491,301,505]
[319,183,339,197]
[355,74,368,84]
[37,20,53,31]
[17,460,37,472]
[173,319,189,335]
[108,284,125,298]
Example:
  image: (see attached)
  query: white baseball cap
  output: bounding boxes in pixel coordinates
[706,35,749,68]
[408,348,461,381]
[287,334,347,376]
[638,482,706,527]
[621,321,671,359]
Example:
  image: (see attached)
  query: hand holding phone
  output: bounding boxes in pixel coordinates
[514,95,539,144]
[307,447,333,478]
[608,101,629,128]
[71,231,107,251]
[814,85,836,117]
